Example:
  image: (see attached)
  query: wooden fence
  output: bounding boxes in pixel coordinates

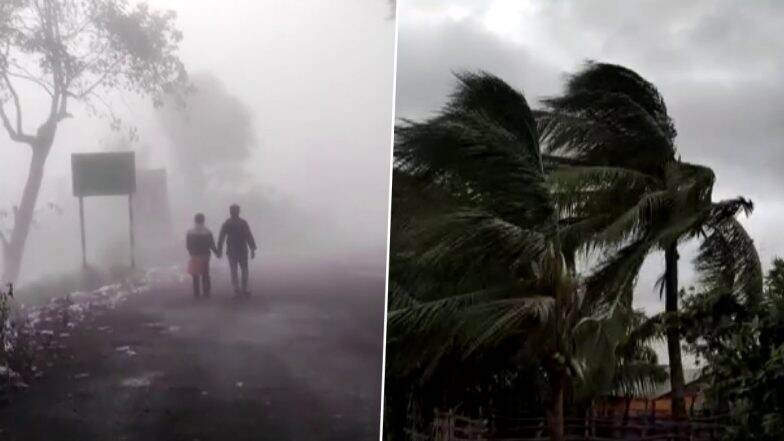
[407,410,730,441]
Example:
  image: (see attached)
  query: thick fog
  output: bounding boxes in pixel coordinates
[0,0,395,284]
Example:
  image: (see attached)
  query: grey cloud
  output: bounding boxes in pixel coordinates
[395,18,562,121]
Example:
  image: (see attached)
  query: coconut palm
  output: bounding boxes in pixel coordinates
[537,62,762,418]
[387,72,661,441]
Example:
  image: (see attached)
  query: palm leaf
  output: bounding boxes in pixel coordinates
[395,72,552,225]
[388,283,524,336]
[448,71,541,166]
[460,296,555,357]
[550,61,676,142]
[695,212,762,305]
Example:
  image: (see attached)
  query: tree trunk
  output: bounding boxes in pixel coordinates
[545,367,566,441]
[2,141,51,283]
[664,242,687,420]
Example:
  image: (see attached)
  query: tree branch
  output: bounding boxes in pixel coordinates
[0,67,36,143]
[0,102,35,144]
[7,67,54,97]
[72,58,122,99]
[2,72,24,134]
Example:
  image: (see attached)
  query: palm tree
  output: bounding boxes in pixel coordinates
[537,62,762,418]
[387,72,661,441]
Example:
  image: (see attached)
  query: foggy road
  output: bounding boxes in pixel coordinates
[0,260,385,441]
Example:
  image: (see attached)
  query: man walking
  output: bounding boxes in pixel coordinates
[218,204,257,296]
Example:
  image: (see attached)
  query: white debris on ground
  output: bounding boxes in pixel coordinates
[115,345,137,357]
[0,265,184,399]
[121,371,163,388]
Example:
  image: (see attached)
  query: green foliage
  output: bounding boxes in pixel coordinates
[682,259,784,440]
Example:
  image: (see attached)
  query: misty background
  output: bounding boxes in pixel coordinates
[0,0,395,285]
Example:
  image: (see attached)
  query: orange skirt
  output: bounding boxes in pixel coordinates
[187,257,209,276]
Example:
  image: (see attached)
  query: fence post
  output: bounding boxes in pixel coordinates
[449,410,456,441]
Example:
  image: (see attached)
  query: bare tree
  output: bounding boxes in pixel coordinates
[0,0,188,282]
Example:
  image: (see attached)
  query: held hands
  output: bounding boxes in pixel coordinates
[251,249,256,260]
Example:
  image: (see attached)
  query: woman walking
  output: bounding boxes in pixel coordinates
[186,213,220,298]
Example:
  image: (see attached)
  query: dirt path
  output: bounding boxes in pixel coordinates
[0,261,385,440]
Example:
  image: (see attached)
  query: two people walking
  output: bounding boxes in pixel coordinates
[186,204,257,298]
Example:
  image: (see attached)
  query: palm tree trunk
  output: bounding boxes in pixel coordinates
[664,242,687,420]
[545,367,566,441]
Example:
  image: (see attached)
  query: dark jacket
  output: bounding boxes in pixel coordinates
[186,225,218,257]
[218,216,256,257]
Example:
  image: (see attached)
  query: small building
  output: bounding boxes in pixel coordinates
[596,368,706,417]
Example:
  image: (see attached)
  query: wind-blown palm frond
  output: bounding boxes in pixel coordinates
[663,161,715,207]
[387,283,553,383]
[575,308,667,400]
[609,362,668,398]
[388,283,525,335]
[539,62,677,173]
[387,280,420,311]
[617,312,667,359]
[586,238,652,306]
[395,72,553,225]
[460,295,555,357]
[538,106,671,173]
[448,71,541,165]
[548,166,659,219]
[695,213,762,305]
[412,209,546,277]
[547,61,676,140]
[593,190,672,246]
[391,169,466,233]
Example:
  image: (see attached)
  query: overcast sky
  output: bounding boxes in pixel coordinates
[395,0,784,324]
[0,0,395,280]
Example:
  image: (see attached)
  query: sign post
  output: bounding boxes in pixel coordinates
[128,194,135,268]
[71,152,136,268]
[78,196,87,268]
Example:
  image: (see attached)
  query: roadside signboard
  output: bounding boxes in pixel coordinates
[71,152,136,197]
[70,152,137,268]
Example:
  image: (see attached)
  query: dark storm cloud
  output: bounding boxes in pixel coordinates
[396,0,784,319]
[395,18,561,121]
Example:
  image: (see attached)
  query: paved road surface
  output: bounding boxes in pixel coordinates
[0,260,385,440]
